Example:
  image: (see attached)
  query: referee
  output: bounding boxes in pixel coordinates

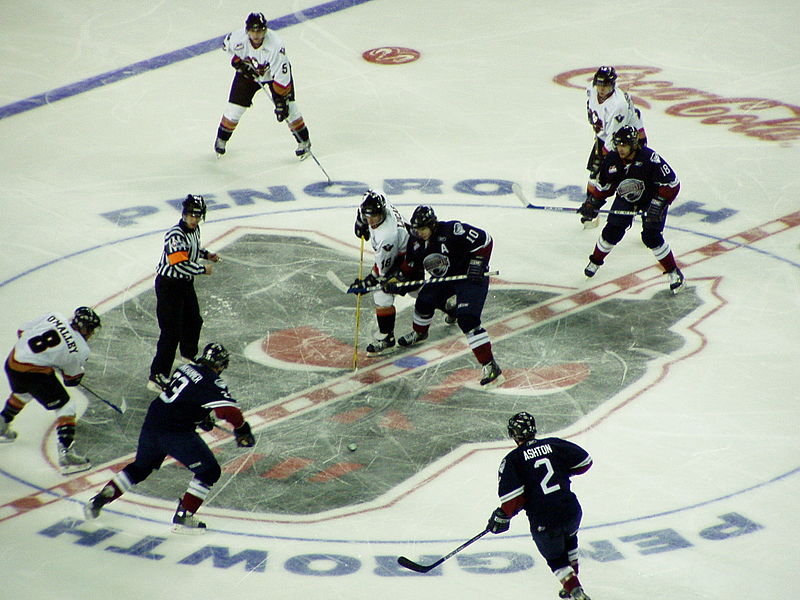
[148,195,219,392]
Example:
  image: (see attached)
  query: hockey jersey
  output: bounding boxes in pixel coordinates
[223,27,292,88]
[368,202,410,278]
[145,363,245,432]
[401,220,492,279]
[590,146,681,207]
[586,85,645,152]
[8,312,90,383]
[497,437,592,527]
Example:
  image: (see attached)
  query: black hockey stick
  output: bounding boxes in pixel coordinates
[397,529,489,573]
[347,271,499,294]
[80,383,126,414]
[511,182,640,216]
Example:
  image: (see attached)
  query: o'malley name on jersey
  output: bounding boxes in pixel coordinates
[47,315,79,353]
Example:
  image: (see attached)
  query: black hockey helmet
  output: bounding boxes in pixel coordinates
[410,205,437,231]
[508,412,537,444]
[593,66,617,87]
[71,306,101,337]
[612,125,640,150]
[360,190,386,219]
[197,342,230,372]
[246,12,268,31]
[182,194,207,220]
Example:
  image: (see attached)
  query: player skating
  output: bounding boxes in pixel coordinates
[577,125,685,293]
[385,205,503,387]
[1,307,101,474]
[487,412,593,599]
[85,343,255,534]
[585,66,647,177]
[214,12,312,160]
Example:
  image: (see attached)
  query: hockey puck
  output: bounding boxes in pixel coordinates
[347,443,358,452]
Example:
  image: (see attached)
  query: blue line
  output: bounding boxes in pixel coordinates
[2,202,798,290]
[0,0,377,121]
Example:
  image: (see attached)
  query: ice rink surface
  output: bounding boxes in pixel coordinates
[1,1,799,598]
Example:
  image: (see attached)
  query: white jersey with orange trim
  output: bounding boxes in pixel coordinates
[10,312,90,380]
[223,27,292,89]
[586,85,645,152]
[369,203,410,278]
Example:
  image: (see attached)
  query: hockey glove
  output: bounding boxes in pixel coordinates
[197,413,215,432]
[487,507,511,534]
[577,195,603,223]
[382,274,407,295]
[645,198,666,224]
[232,57,257,79]
[347,273,380,295]
[234,422,255,447]
[467,256,487,283]
[273,97,289,122]
[354,212,370,241]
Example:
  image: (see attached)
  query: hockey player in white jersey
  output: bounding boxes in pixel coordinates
[348,191,412,356]
[1,307,101,474]
[585,66,647,176]
[213,12,312,160]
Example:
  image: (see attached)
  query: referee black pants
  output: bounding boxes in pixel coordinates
[150,275,203,378]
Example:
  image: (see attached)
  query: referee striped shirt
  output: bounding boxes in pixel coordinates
[155,221,209,280]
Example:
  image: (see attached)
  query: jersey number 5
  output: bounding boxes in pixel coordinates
[534,458,561,495]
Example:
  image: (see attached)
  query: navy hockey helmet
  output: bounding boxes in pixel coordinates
[198,342,230,372]
[360,190,386,219]
[246,12,268,31]
[71,306,101,336]
[593,66,617,87]
[507,412,537,444]
[612,125,640,150]
[410,205,437,231]
[182,194,207,220]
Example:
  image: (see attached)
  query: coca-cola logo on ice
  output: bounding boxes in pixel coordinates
[554,66,800,142]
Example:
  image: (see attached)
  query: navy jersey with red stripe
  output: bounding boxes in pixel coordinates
[590,146,680,207]
[497,437,592,526]
[401,220,492,279]
[144,363,244,432]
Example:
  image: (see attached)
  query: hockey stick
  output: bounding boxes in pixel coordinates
[80,383,126,415]
[397,529,490,573]
[325,270,349,293]
[347,270,499,295]
[511,183,641,216]
[352,236,366,370]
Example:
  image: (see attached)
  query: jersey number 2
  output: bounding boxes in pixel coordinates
[534,458,561,495]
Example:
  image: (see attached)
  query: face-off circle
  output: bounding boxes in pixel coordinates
[362,46,421,64]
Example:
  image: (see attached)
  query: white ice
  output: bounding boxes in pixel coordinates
[1,1,799,598]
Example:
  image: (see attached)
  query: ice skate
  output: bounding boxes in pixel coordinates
[366,333,395,356]
[479,359,505,387]
[398,330,428,347]
[84,485,115,520]
[0,419,17,443]
[444,296,458,324]
[667,267,684,294]
[559,588,571,599]
[213,137,227,156]
[584,258,602,278]
[569,586,591,600]
[171,501,207,535]
[58,443,91,475]
[295,140,311,160]
[147,373,169,393]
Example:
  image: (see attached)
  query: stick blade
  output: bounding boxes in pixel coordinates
[397,556,433,573]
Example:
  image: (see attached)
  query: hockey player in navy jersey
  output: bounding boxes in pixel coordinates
[385,205,503,387]
[84,343,255,534]
[578,125,685,293]
[487,412,593,600]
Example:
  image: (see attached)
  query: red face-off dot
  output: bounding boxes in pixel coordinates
[362,47,421,64]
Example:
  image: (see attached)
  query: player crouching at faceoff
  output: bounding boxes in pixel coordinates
[214,12,312,160]
[487,413,593,600]
[84,343,255,534]
[577,125,685,293]
[385,205,503,387]
[348,190,412,355]
[1,307,101,475]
